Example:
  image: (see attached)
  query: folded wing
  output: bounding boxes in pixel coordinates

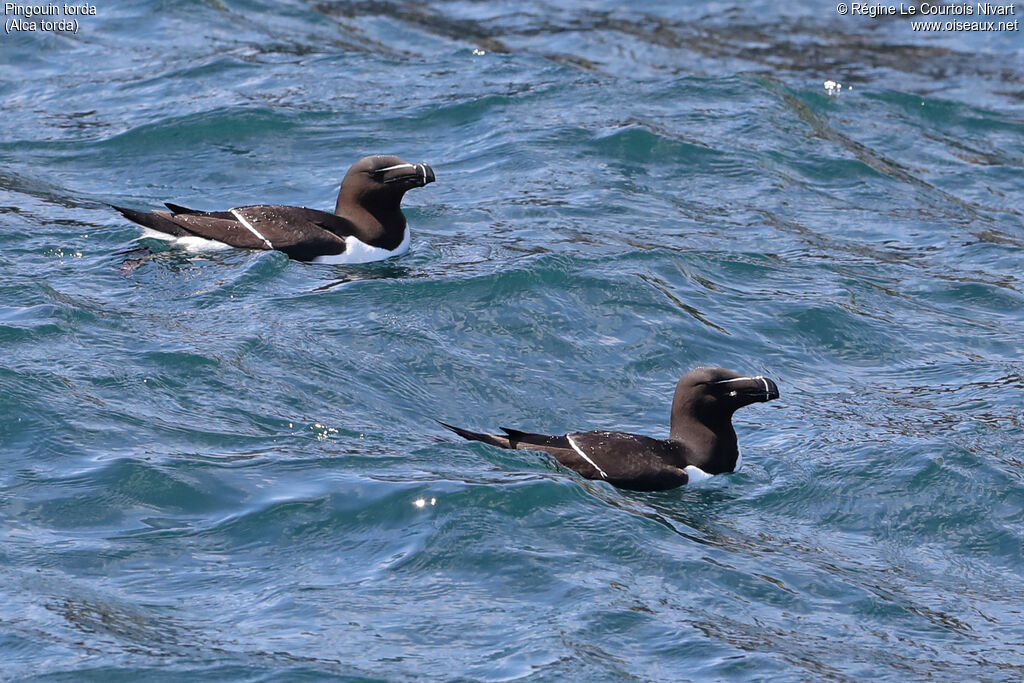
[115,204,352,261]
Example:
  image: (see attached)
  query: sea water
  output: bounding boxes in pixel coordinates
[1,1,1022,679]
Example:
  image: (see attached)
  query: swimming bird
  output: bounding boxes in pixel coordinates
[112,154,435,263]
[440,367,779,491]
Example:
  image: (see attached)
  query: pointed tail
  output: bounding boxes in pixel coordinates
[111,204,190,237]
[437,421,512,449]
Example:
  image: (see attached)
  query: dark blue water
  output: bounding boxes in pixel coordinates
[2,1,1023,679]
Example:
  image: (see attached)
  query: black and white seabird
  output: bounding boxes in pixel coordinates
[440,367,779,491]
[112,154,435,263]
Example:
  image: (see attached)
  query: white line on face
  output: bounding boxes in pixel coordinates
[714,375,772,399]
[712,375,764,384]
[375,163,415,173]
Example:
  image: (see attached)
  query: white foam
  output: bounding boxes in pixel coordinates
[684,465,713,484]
[311,228,410,265]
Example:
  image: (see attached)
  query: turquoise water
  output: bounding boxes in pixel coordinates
[2,1,1023,679]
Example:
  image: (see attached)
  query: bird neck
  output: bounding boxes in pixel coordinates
[669,414,738,474]
[335,193,406,248]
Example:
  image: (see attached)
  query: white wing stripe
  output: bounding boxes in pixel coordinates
[566,434,608,480]
[230,209,273,250]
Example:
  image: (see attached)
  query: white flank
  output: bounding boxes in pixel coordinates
[733,446,743,473]
[684,465,713,484]
[139,223,410,265]
[311,228,410,265]
[137,228,231,252]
